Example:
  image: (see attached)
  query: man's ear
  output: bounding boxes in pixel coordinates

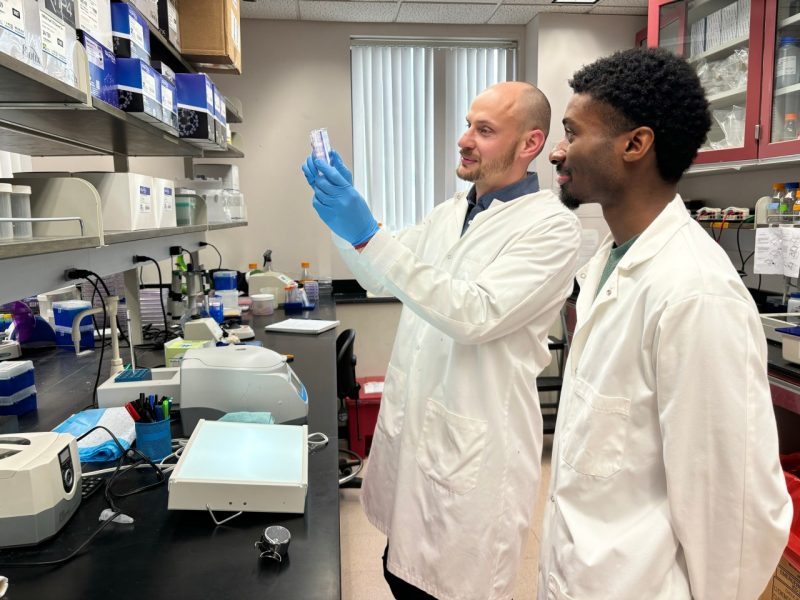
[621,126,655,164]
[521,129,546,160]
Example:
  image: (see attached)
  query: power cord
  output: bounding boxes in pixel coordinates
[0,425,165,567]
[133,255,168,347]
[199,241,223,270]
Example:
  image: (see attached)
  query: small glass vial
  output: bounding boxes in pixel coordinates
[10,185,32,239]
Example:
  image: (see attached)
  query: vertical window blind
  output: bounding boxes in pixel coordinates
[351,40,517,231]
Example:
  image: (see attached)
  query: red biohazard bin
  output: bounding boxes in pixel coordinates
[345,376,383,458]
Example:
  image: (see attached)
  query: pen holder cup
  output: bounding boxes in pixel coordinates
[135,418,172,462]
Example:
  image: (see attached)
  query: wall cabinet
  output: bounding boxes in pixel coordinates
[648,0,800,167]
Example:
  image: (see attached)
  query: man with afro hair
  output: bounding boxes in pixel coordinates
[539,47,791,600]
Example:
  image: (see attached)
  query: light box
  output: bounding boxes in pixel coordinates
[168,420,308,514]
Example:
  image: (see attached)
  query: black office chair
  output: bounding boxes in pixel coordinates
[539,307,570,435]
[336,329,364,488]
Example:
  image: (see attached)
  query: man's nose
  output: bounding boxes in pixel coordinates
[458,129,474,149]
[549,140,567,165]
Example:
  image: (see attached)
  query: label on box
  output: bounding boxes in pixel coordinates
[778,56,798,79]
[85,35,103,68]
[213,91,222,120]
[138,185,152,213]
[40,9,67,64]
[78,0,99,33]
[129,13,144,50]
[167,1,177,32]
[0,0,25,37]
[141,66,156,100]
[205,78,213,109]
[231,9,240,51]
[161,83,173,112]
[163,186,173,210]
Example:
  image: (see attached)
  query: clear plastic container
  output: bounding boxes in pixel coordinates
[175,196,197,226]
[778,37,800,131]
[769,183,786,223]
[10,185,32,239]
[0,183,12,240]
[300,261,319,304]
[784,182,799,223]
[224,189,246,221]
[212,270,237,291]
[250,293,275,316]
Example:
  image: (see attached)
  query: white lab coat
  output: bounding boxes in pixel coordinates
[539,195,792,600]
[335,188,580,600]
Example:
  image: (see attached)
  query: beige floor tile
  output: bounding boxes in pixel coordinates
[344,567,396,600]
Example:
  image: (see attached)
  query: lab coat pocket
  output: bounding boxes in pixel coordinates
[561,379,631,479]
[415,400,488,495]
[375,365,406,438]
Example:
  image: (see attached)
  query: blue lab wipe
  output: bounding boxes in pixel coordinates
[54,407,135,462]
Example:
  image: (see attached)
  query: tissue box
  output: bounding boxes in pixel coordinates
[116,58,161,123]
[74,172,156,231]
[111,1,149,60]
[75,0,112,49]
[175,73,216,148]
[152,177,176,228]
[0,361,36,416]
[79,30,117,107]
[164,338,212,368]
[0,0,44,71]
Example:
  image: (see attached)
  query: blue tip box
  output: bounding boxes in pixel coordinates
[117,58,161,123]
[0,361,37,416]
[52,299,94,350]
[111,1,150,60]
[79,31,118,108]
[175,73,216,148]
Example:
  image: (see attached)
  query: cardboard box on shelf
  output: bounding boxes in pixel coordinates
[759,554,800,600]
[178,0,241,74]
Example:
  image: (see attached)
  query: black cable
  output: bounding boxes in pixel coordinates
[736,220,745,273]
[86,271,130,345]
[199,241,223,269]
[0,425,164,568]
[79,276,106,410]
[136,256,169,347]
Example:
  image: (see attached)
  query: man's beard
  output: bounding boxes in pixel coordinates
[559,185,580,210]
[457,144,517,183]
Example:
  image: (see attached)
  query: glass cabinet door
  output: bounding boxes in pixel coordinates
[760,1,800,157]
[648,0,763,163]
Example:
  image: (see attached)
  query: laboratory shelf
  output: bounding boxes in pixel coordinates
[778,11,800,30]
[208,221,248,231]
[104,224,209,245]
[225,97,244,123]
[203,145,244,159]
[688,35,748,64]
[774,82,800,98]
[0,52,88,106]
[706,86,748,107]
[0,235,101,260]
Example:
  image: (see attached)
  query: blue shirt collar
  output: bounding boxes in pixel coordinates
[465,172,540,210]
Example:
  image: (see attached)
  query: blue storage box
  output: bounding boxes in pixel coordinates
[0,360,37,416]
[175,73,216,148]
[111,1,150,60]
[117,58,161,123]
[151,61,178,132]
[79,30,118,108]
[213,270,237,291]
[52,299,94,350]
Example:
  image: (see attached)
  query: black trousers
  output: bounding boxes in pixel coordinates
[382,543,437,600]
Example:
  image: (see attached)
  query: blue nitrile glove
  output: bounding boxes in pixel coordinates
[300,153,379,247]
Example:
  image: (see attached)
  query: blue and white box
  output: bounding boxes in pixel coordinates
[79,30,117,107]
[0,0,44,71]
[53,300,94,351]
[152,61,177,132]
[117,57,160,123]
[0,361,36,416]
[175,73,216,148]
[213,85,227,150]
[110,1,149,60]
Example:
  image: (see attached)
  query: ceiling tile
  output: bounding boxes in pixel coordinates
[241,0,299,20]
[488,5,543,24]
[589,4,648,13]
[299,0,400,21]
[396,2,498,23]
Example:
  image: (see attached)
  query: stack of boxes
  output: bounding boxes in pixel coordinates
[0,361,37,416]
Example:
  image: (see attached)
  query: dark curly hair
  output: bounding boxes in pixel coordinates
[569,47,711,183]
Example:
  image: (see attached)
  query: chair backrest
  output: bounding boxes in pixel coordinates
[336,329,360,400]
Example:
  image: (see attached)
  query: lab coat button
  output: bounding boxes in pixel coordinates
[579,273,586,279]
[549,495,555,503]
[606,289,611,296]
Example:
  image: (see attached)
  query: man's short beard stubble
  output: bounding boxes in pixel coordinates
[559,185,580,210]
